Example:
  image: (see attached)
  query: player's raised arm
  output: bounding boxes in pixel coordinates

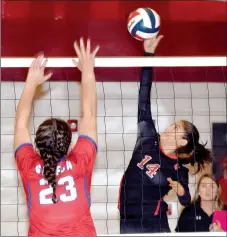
[72,38,99,144]
[137,35,164,140]
[138,35,164,124]
[14,55,52,150]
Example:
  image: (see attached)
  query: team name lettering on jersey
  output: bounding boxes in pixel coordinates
[35,161,73,176]
[137,155,160,179]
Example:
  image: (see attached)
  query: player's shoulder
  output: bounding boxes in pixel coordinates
[15,143,40,165]
[15,143,35,156]
[15,143,43,172]
[75,135,98,152]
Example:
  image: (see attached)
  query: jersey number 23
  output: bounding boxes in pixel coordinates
[39,176,77,204]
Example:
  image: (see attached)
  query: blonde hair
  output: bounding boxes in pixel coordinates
[193,173,224,210]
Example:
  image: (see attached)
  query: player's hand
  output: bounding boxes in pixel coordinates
[167,178,185,196]
[73,38,100,73]
[209,221,224,232]
[26,54,53,87]
[144,35,164,54]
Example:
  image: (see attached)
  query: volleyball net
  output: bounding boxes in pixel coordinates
[1,56,226,236]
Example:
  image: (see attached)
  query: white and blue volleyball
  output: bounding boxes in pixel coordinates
[127,8,160,41]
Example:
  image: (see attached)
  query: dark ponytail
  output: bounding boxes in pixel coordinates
[191,142,213,173]
[176,120,213,174]
[35,118,72,203]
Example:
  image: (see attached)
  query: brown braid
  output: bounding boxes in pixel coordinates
[35,118,72,203]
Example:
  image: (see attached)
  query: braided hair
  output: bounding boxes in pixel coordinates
[35,118,72,203]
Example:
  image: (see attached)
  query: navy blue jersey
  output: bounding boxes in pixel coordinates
[119,53,191,220]
[175,201,213,232]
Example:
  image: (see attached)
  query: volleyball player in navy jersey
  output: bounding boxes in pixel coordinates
[118,35,213,233]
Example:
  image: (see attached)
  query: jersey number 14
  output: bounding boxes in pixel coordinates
[137,155,160,179]
[39,176,77,204]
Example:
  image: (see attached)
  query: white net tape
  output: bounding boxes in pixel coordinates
[1,56,226,67]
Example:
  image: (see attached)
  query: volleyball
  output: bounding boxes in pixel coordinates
[127,8,160,41]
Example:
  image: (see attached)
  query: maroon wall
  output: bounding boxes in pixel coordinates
[1,1,226,82]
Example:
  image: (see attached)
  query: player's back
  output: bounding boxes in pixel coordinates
[15,136,97,236]
[27,158,95,235]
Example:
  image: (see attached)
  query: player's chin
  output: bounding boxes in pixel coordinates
[202,196,213,202]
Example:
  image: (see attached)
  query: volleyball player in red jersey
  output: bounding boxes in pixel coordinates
[14,38,100,236]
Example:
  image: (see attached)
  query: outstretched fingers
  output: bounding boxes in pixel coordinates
[41,58,48,71]
[86,38,91,54]
[92,45,100,58]
[80,37,86,55]
[30,58,36,71]
[35,54,44,69]
[44,71,53,81]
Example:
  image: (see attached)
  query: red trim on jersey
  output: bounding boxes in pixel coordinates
[118,176,124,210]
[160,145,178,160]
[154,199,161,216]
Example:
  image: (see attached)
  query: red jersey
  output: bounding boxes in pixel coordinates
[15,135,97,236]
[219,177,227,205]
